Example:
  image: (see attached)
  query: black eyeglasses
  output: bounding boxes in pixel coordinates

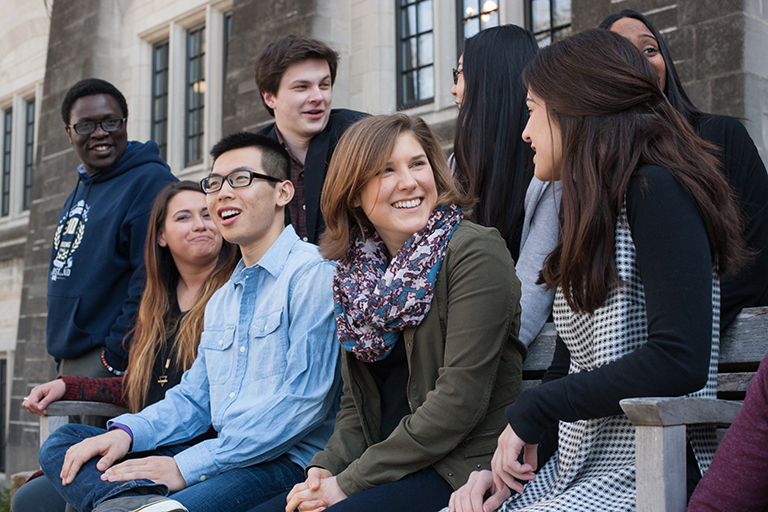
[67,118,126,135]
[201,169,282,194]
[452,68,463,85]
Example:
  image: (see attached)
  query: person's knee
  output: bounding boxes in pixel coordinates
[39,424,103,473]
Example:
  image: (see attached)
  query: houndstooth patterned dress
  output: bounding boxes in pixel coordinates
[496,205,721,512]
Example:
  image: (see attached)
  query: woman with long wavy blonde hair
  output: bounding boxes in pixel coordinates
[25,180,238,415]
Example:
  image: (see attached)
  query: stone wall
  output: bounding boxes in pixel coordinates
[6,0,123,477]
[572,0,768,163]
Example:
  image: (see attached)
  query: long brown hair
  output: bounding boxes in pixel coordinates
[525,29,747,313]
[319,114,473,261]
[123,181,238,412]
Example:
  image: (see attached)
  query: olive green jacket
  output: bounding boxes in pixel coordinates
[310,220,526,495]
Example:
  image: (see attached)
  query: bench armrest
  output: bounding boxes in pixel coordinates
[44,401,129,418]
[620,397,742,427]
[39,401,130,446]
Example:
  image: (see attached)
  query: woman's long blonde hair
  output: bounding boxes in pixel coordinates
[319,114,473,260]
[123,181,238,412]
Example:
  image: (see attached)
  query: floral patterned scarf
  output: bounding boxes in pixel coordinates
[333,204,463,362]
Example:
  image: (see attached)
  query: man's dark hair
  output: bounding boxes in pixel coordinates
[61,78,129,125]
[254,35,339,117]
[210,132,290,182]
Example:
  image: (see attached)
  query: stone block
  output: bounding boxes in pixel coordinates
[680,0,741,25]
[744,15,768,77]
[693,14,743,80]
[572,0,612,32]
[665,26,694,83]
[644,5,678,31]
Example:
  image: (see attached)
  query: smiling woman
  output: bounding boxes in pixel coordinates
[248,114,527,512]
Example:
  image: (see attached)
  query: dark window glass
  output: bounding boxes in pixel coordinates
[0,359,6,472]
[528,0,571,46]
[458,0,499,46]
[397,0,434,109]
[2,109,12,217]
[152,41,170,162]
[23,100,34,210]
[186,26,205,166]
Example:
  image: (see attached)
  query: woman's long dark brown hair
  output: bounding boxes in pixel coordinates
[123,181,238,412]
[525,29,747,314]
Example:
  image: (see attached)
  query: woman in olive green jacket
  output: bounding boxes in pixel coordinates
[250,114,526,512]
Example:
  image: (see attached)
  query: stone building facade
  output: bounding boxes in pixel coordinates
[0,0,766,479]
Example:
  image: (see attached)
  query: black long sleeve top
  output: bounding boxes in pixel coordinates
[507,165,716,444]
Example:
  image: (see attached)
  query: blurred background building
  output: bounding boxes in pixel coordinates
[0,0,766,480]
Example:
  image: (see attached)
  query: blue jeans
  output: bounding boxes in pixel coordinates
[39,424,305,512]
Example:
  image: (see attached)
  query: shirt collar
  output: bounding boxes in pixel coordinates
[274,127,304,169]
[231,225,299,283]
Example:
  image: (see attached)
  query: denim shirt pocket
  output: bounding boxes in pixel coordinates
[200,327,236,385]
[247,309,287,382]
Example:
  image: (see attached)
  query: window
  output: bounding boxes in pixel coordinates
[23,100,35,210]
[142,6,229,175]
[398,0,434,109]
[2,109,11,217]
[151,41,169,162]
[527,0,571,46]
[458,0,499,43]
[186,26,206,166]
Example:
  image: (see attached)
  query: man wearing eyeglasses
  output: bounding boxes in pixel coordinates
[47,78,177,382]
[39,132,339,512]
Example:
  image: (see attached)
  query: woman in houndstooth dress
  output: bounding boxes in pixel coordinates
[446,29,749,512]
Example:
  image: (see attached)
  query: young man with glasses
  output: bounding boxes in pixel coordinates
[255,35,367,244]
[47,78,177,381]
[39,132,340,512]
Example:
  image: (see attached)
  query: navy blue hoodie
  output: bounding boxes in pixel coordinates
[47,140,177,370]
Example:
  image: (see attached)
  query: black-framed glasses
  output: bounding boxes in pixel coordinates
[452,68,463,85]
[200,169,282,194]
[67,118,126,135]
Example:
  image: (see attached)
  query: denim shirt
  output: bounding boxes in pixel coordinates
[109,226,341,485]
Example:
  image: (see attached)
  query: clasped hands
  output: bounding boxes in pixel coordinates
[284,467,347,512]
[59,429,187,492]
[448,425,538,512]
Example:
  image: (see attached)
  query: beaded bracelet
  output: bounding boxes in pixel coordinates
[101,349,125,376]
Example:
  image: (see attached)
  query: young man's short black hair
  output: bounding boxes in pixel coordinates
[61,79,129,125]
[210,132,291,182]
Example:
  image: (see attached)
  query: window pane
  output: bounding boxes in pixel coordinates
[418,33,433,67]
[401,38,418,70]
[532,0,551,33]
[463,17,480,39]
[463,0,479,19]
[552,24,571,42]
[402,70,418,105]
[2,109,11,216]
[418,65,434,100]
[480,10,499,30]
[23,100,34,210]
[481,0,498,13]
[553,0,571,27]
[402,4,417,37]
[186,27,205,165]
[418,0,433,32]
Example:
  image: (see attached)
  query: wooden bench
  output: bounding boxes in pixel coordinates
[523,306,768,512]
[39,401,129,442]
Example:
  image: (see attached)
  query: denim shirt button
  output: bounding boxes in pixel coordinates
[218,340,223,346]
[229,392,235,398]
[200,475,206,481]
[240,346,245,353]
